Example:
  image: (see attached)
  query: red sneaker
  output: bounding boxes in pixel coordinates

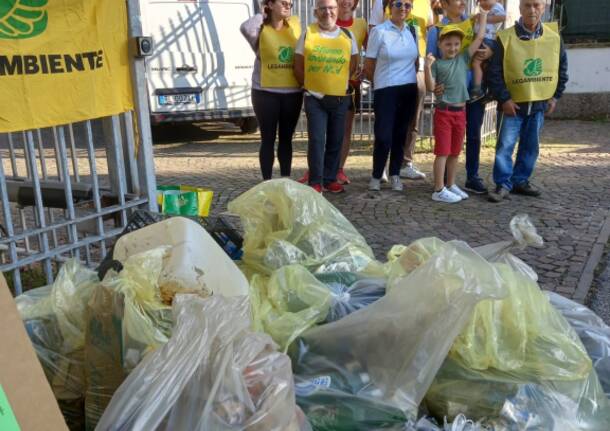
[336,168,351,185]
[311,183,323,193]
[323,181,345,193]
[297,170,310,184]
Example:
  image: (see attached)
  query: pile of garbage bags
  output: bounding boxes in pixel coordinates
[14,179,610,430]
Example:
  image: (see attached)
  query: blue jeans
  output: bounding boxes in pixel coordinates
[493,110,544,190]
[465,99,485,181]
[305,95,350,186]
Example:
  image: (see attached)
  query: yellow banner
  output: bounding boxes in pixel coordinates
[0,0,134,132]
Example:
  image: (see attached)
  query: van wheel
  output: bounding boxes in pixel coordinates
[240,117,258,134]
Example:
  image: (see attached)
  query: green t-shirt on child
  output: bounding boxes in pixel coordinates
[431,51,470,105]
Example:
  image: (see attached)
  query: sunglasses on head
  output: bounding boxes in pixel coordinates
[392,1,413,9]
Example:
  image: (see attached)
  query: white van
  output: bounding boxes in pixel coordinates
[141,0,259,132]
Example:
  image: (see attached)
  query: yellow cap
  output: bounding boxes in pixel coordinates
[439,25,465,39]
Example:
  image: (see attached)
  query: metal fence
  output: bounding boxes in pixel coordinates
[292,0,497,146]
[0,0,156,295]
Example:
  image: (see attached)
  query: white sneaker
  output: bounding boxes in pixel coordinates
[448,184,469,199]
[400,163,426,180]
[369,177,381,191]
[390,175,403,191]
[381,169,389,183]
[432,187,462,203]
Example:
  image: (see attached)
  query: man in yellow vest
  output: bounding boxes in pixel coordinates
[294,0,359,193]
[487,0,568,203]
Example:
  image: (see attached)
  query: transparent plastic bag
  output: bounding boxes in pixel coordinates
[96,294,304,431]
[250,264,332,352]
[292,241,506,428]
[227,179,376,276]
[548,291,610,397]
[17,259,98,430]
[313,272,386,323]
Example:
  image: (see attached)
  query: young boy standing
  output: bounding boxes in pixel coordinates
[425,11,488,203]
[471,0,507,99]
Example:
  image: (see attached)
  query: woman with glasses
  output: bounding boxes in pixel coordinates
[240,0,303,180]
[364,0,419,192]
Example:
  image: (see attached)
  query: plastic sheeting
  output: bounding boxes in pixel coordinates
[227,179,376,276]
[96,294,305,431]
[292,241,506,429]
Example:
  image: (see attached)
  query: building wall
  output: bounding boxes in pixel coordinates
[564,47,610,93]
[551,47,610,119]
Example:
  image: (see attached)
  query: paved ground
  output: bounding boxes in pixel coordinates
[153,119,610,309]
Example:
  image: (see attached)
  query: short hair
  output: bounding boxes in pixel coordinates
[316,0,338,8]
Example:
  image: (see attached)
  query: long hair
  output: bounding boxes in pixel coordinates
[262,0,274,25]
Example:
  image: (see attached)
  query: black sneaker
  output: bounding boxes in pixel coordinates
[488,186,511,203]
[464,177,488,194]
[512,182,541,197]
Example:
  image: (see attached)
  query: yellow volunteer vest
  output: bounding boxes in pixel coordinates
[342,17,367,51]
[303,24,352,96]
[497,22,561,103]
[384,0,431,54]
[259,16,302,88]
[436,17,475,53]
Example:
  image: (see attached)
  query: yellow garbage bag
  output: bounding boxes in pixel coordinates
[85,247,174,429]
[423,215,610,427]
[250,264,332,352]
[227,179,376,276]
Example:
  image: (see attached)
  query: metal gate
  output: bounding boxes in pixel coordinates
[0,0,156,294]
[292,0,497,146]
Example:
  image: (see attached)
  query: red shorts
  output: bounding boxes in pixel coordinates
[433,107,466,156]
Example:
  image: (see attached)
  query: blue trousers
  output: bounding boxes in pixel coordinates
[493,110,544,190]
[372,83,418,178]
[305,95,350,186]
[465,99,485,180]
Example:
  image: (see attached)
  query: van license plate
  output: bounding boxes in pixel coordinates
[158,94,200,105]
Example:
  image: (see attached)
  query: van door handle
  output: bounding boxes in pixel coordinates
[176,65,197,72]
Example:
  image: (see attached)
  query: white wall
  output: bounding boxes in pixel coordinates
[565,48,610,93]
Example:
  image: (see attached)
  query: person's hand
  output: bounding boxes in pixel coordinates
[478,9,489,19]
[425,53,436,67]
[434,83,445,97]
[502,99,520,116]
[475,45,493,61]
[546,98,557,115]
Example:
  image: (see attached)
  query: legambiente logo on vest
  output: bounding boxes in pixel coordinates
[511,57,553,85]
[267,46,294,70]
[0,0,106,76]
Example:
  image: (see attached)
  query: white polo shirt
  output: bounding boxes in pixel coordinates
[366,20,418,90]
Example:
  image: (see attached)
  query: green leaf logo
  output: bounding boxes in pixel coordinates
[0,0,48,40]
[523,58,543,77]
[278,46,294,64]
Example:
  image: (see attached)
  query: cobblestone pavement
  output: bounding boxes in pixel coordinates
[152,119,610,301]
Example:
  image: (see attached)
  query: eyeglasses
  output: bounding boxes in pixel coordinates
[392,1,413,9]
[317,5,338,12]
[276,0,293,8]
